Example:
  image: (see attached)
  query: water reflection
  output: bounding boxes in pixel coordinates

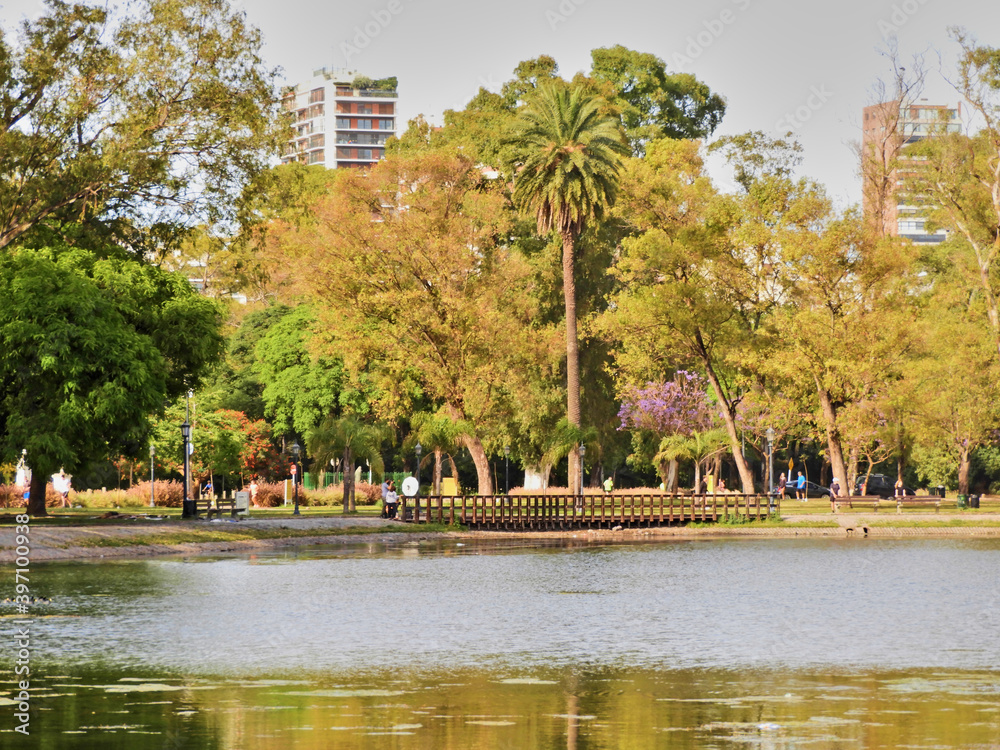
[2,665,999,748]
[3,537,1000,747]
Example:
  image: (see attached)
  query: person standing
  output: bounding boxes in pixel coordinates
[381,477,390,502]
[603,476,614,494]
[796,471,806,501]
[894,478,905,497]
[52,469,72,507]
[829,478,841,512]
[249,478,259,507]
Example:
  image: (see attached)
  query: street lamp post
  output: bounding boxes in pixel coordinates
[181,421,192,518]
[291,441,301,516]
[415,442,422,518]
[504,445,510,496]
[149,445,156,507]
[766,427,776,504]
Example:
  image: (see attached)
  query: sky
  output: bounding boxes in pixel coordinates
[2,0,998,207]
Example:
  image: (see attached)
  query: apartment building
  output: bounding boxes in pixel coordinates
[281,67,397,170]
[861,99,961,243]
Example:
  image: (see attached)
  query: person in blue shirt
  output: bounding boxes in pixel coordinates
[796,471,806,501]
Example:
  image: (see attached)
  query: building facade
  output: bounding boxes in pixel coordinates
[281,68,397,170]
[861,100,961,243]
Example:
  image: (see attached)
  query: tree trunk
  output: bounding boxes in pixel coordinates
[447,454,460,493]
[958,446,971,495]
[433,449,443,496]
[562,231,582,495]
[817,385,850,494]
[341,447,354,513]
[27,470,47,517]
[667,460,678,493]
[700,357,756,494]
[463,434,492,495]
[847,447,858,496]
[693,462,702,494]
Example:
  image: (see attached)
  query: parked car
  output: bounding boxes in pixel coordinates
[854,473,915,498]
[772,480,832,499]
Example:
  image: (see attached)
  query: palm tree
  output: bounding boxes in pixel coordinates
[510,82,629,495]
[655,428,729,494]
[307,415,387,513]
[406,411,470,496]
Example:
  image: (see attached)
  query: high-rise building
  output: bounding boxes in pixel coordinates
[861,99,961,243]
[281,68,397,170]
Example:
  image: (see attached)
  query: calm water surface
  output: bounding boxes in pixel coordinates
[2,537,999,748]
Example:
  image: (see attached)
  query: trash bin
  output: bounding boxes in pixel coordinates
[970,494,980,509]
[957,494,968,509]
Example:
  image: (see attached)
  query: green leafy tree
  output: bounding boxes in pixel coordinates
[0,245,223,515]
[307,415,387,512]
[406,411,470,496]
[0,0,281,252]
[510,82,629,495]
[588,45,726,155]
[272,151,543,495]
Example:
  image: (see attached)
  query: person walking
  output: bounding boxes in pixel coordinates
[894,478,905,498]
[52,469,72,507]
[249,478,259,507]
[829,478,841,512]
[603,476,614,494]
[796,471,806,501]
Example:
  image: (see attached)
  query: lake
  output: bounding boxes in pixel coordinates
[2,537,999,747]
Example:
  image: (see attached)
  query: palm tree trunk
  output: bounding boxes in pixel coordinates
[562,231,581,495]
[433,449,443,496]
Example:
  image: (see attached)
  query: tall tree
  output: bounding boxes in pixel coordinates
[510,82,629,494]
[588,45,726,155]
[903,32,1000,362]
[0,245,223,515]
[271,152,545,495]
[0,0,281,251]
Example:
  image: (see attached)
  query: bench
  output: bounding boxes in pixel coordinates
[833,497,882,512]
[895,498,951,513]
[195,496,238,519]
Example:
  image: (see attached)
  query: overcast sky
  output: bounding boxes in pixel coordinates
[3,0,997,207]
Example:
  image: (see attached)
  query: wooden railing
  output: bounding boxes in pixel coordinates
[396,493,778,529]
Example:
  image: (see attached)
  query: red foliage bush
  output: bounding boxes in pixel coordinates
[252,481,290,507]
[0,484,26,508]
[125,481,185,508]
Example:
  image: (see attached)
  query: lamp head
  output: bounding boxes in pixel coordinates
[579,444,586,457]
[415,442,422,457]
[180,421,191,439]
[291,441,301,458]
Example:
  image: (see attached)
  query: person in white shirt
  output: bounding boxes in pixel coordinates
[52,469,71,507]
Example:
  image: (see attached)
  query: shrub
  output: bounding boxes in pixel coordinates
[0,484,26,508]
[355,481,381,505]
[253,481,288,507]
[304,487,342,507]
[125,480,185,508]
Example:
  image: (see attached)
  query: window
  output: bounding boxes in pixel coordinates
[309,134,325,148]
[379,102,394,115]
[358,149,373,160]
[308,104,324,118]
[336,118,352,128]
[307,149,324,164]
[357,119,372,129]
[379,119,394,130]
[309,87,325,103]
[357,104,373,115]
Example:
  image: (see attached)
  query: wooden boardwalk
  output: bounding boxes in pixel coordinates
[397,493,778,530]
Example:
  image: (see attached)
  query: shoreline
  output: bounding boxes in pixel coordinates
[3,513,1000,562]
